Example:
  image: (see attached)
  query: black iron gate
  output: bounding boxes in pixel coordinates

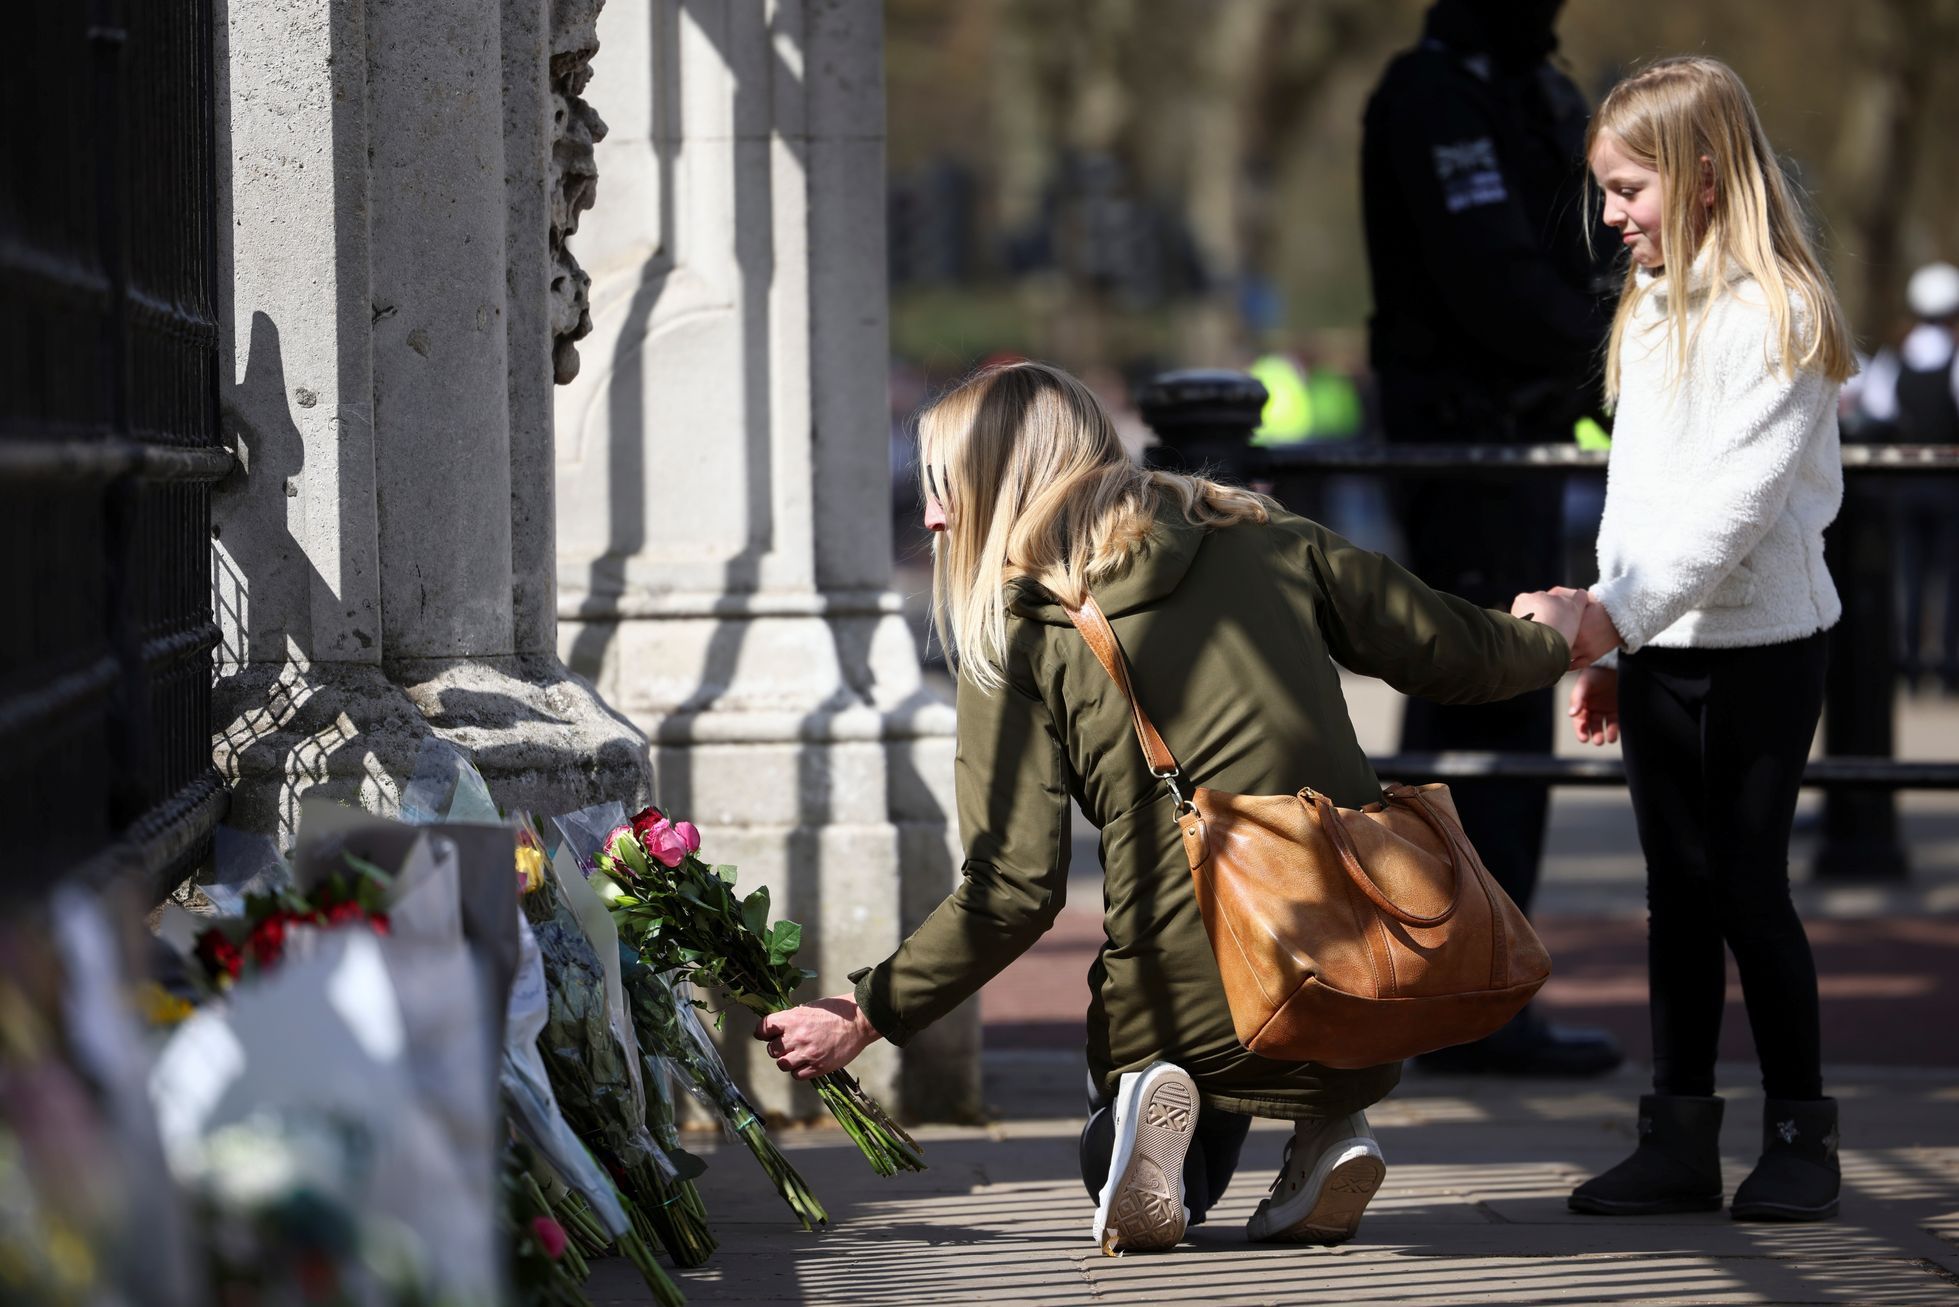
[1,2,229,895]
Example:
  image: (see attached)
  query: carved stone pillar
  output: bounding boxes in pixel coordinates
[555,2,975,1121]
[213,0,650,842]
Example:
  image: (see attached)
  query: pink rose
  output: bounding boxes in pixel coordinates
[641,817,691,868]
[529,1215,567,1261]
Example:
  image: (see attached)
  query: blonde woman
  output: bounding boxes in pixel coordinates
[1561,57,1855,1222]
[758,361,1584,1252]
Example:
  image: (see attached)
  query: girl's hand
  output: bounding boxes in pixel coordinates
[754,993,882,1080]
[1513,588,1586,650]
[1569,666,1620,746]
[1564,592,1624,670]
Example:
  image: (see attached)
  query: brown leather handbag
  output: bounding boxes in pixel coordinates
[1065,596,1551,1070]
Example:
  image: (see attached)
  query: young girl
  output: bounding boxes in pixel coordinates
[1563,57,1855,1222]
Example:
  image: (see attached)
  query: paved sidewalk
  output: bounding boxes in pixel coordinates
[587,664,1959,1303]
[593,1055,1959,1305]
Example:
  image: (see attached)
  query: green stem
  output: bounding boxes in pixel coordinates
[616,1227,686,1307]
[813,1072,926,1176]
[738,1120,829,1230]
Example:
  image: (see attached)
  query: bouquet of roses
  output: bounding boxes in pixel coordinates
[188,856,393,990]
[522,862,714,1278]
[621,953,828,1229]
[596,808,924,1177]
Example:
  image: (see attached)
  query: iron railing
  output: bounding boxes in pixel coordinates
[1,1,228,897]
[1138,368,1959,878]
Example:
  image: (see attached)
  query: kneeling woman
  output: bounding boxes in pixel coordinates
[757,361,1580,1251]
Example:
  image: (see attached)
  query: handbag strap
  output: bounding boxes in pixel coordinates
[1062,596,1190,811]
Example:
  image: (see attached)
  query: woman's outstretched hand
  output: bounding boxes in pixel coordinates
[1569,666,1620,745]
[1512,588,1587,652]
[754,993,883,1080]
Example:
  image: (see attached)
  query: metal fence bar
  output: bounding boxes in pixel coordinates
[1239,442,1959,475]
[1370,753,1959,790]
[1138,368,1957,887]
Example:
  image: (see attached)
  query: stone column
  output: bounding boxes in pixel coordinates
[213,0,650,843]
[555,1,974,1121]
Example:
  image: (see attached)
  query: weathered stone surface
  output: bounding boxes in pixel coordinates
[555,1,974,1121]
[214,0,650,853]
[365,0,516,661]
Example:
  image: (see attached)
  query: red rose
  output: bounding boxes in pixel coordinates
[325,900,365,927]
[247,914,289,968]
[628,805,666,846]
[369,913,391,936]
[194,928,243,982]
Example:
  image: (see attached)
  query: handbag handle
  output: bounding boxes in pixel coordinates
[1305,788,1462,928]
[1068,593,1465,927]
[1063,596,1180,777]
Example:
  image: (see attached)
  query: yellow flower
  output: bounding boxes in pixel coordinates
[136,982,194,1027]
[515,843,546,894]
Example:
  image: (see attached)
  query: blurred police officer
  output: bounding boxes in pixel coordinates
[1362,0,1621,1074]
[1853,261,1959,691]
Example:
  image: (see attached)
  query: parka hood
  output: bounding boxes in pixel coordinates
[1006,500,1209,626]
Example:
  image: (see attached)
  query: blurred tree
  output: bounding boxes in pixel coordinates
[885,0,1959,371]
[1826,0,1959,335]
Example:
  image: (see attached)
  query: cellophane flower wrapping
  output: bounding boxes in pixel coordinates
[149,923,498,1304]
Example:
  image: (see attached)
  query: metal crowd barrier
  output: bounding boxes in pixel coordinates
[1137,367,1959,879]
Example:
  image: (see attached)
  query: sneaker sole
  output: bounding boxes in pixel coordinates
[1253,1151,1386,1244]
[1092,1066,1197,1255]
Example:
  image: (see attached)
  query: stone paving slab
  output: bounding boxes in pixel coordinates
[588,1061,1959,1306]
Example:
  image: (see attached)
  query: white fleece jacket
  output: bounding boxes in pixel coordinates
[1590,255,1843,653]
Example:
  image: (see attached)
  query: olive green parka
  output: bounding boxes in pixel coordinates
[853,504,1569,1117]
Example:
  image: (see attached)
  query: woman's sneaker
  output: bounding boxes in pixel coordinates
[1091,1062,1199,1255]
[1246,1112,1386,1244]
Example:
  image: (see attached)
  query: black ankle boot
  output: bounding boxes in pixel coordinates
[1731,1098,1839,1221]
[1569,1094,1724,1215]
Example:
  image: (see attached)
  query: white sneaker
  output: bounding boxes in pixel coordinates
[1090,1061,1199,1255]
[1245,1111,1386,1244]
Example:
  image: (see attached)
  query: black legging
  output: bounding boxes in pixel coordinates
[1617,632,1829,1101]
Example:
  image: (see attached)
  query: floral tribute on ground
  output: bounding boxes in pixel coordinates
[0,740,926,1307]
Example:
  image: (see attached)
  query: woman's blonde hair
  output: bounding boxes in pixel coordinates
[1587,56,1853,400]
[917,360,1272,691]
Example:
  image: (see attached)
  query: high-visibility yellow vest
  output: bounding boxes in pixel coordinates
[1250,354,1312,445]
[1250,354,1363,446]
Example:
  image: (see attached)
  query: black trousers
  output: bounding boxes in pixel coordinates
[1395,475,1563,913]
[1618,633,1829,1101]
[1078,1077,1251,1225]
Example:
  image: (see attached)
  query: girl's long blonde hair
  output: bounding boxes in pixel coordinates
[1587,56,1853,400]
[917,361,1272,691]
